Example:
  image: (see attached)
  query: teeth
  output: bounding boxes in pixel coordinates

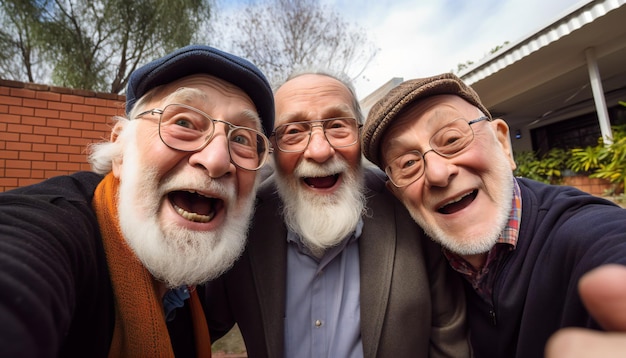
[443,192,471,206]
[173,204,214,223]
[186,189,213,198]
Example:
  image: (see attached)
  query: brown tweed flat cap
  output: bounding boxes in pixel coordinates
[361,72,491,169]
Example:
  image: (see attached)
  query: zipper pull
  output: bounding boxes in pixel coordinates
[489,309,497,326]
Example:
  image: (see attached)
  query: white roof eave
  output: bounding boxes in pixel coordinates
[460,0,624,85]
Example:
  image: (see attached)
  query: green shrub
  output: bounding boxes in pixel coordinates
[514,148,570,184]
[514,123,626,195]
[568,124,626,194]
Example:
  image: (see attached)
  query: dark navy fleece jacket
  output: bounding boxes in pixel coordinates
[467,177,626,358]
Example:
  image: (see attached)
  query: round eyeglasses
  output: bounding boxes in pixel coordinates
[136,103,272,171]
[271,117,361,153]
[385,116,489,187]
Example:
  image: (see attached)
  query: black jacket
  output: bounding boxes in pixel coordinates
[0,172,198,357]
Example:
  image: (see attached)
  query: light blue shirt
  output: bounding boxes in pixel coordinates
[284,219,364,358]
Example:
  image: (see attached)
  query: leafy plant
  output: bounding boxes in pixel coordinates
[514,119,626,198]
[567,124,626,194]
[568,145,602,173]
[514,151,545,182]
[514,147,571,184]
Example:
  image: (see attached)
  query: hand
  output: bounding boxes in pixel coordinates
[545,264,626,357]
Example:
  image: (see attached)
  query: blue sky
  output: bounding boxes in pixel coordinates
[324,0,585,98]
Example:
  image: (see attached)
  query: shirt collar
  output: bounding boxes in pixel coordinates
[498,178,522,247]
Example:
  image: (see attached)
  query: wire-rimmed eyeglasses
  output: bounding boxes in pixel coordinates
[271,117,362,153]
[385,116,490,187]
[136,103,272,171]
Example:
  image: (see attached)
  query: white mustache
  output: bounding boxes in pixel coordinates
[294,158,349,178]
[159,174,236,202]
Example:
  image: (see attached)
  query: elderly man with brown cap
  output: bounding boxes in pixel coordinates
[0,45,273,357]
[361,72,626,358]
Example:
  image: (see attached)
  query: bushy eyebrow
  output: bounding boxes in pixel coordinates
[278,104,355,124]
[235,109,263,131]
[322,104,355,118]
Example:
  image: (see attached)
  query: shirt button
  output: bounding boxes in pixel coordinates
[314,319,323,327]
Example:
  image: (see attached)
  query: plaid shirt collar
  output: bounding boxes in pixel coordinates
[498,178,522,247]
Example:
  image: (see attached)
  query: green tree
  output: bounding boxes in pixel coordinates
[0,0,45,83]
[212,0,378,87]
[0,0,212,93]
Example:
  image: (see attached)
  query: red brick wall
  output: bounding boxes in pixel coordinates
[562,175,615,196]
[0,79,125,192]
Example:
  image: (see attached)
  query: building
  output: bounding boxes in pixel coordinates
[361,0,626,156]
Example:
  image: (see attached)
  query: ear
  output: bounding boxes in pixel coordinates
[110,121,126,178]
[385,180,400,196]
[110,120,124,143]
[491,118,517,170]
[385,180,393,192]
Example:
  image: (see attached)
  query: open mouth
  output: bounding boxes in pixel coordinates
[168,190,223,223]
[303,174,340,189]
[437,189,478,214]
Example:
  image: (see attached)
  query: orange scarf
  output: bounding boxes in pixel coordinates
[93,173,211,357]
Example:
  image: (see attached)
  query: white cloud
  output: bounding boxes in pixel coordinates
[325,0,584,99]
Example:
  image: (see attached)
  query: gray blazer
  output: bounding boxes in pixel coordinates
[204,167,470,358]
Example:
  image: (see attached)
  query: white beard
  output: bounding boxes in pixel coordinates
[116,125,256,288]
[275,157,365,255]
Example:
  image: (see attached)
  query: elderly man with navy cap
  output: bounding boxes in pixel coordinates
[0,45,274,357]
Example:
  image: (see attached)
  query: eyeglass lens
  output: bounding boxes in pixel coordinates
[274,118,358,152]
[157,104,268,170]
[386,118,476,186]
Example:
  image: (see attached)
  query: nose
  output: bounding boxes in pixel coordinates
[422,150,456,187]
[188,126,235,178]
[303,126,334,163]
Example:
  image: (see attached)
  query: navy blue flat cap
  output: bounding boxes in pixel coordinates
[125,45,274,135]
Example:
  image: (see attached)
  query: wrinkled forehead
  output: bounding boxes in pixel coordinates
[150,75,253,105]
[274,75,357,126]
[160,86,208,106]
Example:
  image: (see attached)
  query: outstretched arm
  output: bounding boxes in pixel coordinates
[545,264,626,357]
